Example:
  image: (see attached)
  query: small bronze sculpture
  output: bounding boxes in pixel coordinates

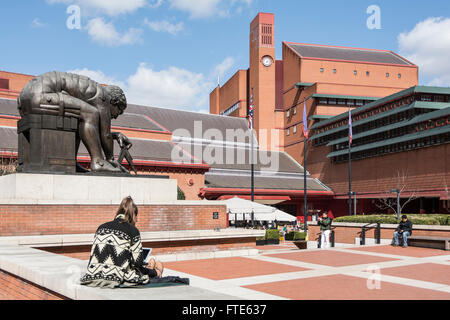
[17,71,132,173]
[112,132,137,174]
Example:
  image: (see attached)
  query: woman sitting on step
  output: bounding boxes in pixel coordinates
[80,196,164,288]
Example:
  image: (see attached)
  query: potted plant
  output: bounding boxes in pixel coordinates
[292,232,307,249]
[256,236,266,246]
[265,229,280,245]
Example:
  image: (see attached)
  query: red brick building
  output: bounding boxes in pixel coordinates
[210,12,450,216]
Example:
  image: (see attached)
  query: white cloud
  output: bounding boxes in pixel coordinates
[126,63,213,109]
[168,0,253,19]
[86,18,143,46]
[67,64,214,111]
[213,56,235,80]
[47,0,147,16]
[66,68,126,88]
[31,18,45,28]
[143,18,184,35]
[398,17,450,86]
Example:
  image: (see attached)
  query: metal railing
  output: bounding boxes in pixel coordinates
[360,222,381,245]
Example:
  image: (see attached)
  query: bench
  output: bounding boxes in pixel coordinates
[408,236,450,251]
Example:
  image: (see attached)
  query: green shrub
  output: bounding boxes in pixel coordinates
[177,186,186,200]
[285,231,307,241]
[333,214,449,225]
[265,229,280,240]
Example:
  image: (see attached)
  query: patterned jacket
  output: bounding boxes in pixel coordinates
[80,214,151,288]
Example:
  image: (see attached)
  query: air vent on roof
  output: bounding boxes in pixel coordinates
[0,78,9,90]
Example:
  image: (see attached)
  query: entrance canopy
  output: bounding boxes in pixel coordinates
[224,196,296,222]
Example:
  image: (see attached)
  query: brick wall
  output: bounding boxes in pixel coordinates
[309,224,450,244]
[0,269,68,300]
[39,237,257,260]
[0,204,227,236]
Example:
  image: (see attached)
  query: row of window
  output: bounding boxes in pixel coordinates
[220,102,240,116]
[319,67,402,78]
[286,125,298,136]
[332,115,450,152]
[313,94,450,138]
[332,133,449,164]
[313,108,447,147]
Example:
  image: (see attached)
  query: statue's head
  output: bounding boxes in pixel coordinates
[105,85,127,119]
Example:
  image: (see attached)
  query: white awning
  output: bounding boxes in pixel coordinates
[224,197,296,222]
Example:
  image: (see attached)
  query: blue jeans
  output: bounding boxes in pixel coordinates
[393,231,410,246]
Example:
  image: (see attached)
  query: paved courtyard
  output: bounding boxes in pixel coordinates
[159,244,450,300]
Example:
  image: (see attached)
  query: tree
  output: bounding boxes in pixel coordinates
[375,170,417,219]
[443,177,450,214]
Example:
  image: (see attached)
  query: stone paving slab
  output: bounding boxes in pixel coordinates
[244,274,450,300]
[266,250,399,267]
[379,263,450,286]
[349,245,450,258]
[164,257,309,281]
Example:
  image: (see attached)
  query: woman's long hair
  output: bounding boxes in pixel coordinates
[116,196,138,225]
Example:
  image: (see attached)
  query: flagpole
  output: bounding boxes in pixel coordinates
[250,88,255,227]
[348,106,352,216]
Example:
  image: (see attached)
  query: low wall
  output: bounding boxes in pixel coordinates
[308,221,450,244]
[0,201,228,236]
[0,269,67,300]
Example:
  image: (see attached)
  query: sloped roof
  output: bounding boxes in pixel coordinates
[285,42,414,66]
[127,104,251,141]
[204,174,328,191]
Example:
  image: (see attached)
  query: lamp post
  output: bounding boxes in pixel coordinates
[351,191,357,215]
[390,189,400,219]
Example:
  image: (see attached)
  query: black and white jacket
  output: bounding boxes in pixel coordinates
[80,214,152,288]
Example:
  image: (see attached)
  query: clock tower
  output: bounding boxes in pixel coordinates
[249,13,277,151]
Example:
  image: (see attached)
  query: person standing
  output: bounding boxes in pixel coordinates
[318,212,333,249]
[393,215,413,248]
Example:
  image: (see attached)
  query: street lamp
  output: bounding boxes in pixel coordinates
[351,191,357,215]
[390,189,400,219]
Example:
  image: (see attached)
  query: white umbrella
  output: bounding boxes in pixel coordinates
[224,197,296,222]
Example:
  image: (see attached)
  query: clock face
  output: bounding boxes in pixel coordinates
[262,56,273,67]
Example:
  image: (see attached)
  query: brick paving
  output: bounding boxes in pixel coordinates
[161,244,450,300]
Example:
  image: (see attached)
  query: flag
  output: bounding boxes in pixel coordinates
[303,100,308,139]
[248,90,254,129]
[348,108,353,146]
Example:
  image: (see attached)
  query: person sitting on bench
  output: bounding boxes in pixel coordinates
[80,196,164,288]
[393,215,413,248]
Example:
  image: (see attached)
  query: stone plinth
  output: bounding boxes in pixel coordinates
[17,114,79,174]
[0,173,177,204]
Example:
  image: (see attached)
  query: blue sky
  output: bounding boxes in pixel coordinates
[1,0,449,112]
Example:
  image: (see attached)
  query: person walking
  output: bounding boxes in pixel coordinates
[318,211,333,249]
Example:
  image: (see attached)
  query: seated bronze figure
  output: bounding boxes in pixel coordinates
[17,71,131,173]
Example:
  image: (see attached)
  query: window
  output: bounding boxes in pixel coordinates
[338,99,346,105]
[0,78,9,90]
[286,109,290,117]
[386,73,390,77]
[293,106,297,115]
[366,71,370,76]
[398,73,401,79]
[353,70,357,75]
[320,68,324,73]
[319,98,327,104]
[333,69,337,74]
[329,99,337,105]
[293,125,297,134]
[286,128,290,136]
